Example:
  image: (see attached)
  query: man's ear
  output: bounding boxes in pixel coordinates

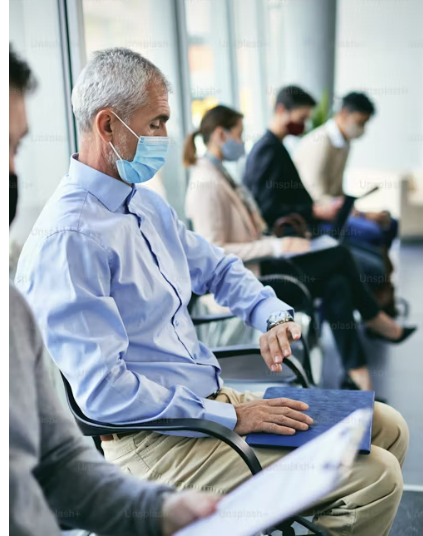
[94,108,115,143]
[275,103,286,116]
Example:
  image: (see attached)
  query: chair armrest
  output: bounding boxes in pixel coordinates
[61,375,262,475]
[90,419,262,475]
[212,345,310,388]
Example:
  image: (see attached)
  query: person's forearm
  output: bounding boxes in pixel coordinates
[208,254,293,332]
[222,237,278,263]
[35,351,175,536]
[41,438,175,536]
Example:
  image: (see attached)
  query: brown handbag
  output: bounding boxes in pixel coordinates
[273,213,310,238]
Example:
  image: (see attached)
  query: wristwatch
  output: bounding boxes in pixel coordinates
[266,310,294,331]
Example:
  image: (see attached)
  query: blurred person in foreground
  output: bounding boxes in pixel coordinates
[16,48,408,536]
[9,45,219,536]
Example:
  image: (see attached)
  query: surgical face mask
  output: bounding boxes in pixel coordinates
[9,172,18,226]
[109,112,170,184]
[286,120,306,137]
[221,131,245,161]
[344,122,365,139]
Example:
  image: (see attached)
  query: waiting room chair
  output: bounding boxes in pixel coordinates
[189,262,320,386]
[61,362,327,536]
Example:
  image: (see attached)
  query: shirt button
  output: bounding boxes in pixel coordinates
[193,353,197,360]
[174,320,179,326]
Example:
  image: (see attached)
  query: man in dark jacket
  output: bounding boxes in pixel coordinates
[243,85,342,232]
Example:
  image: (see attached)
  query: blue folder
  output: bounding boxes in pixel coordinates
[246,387,375,454]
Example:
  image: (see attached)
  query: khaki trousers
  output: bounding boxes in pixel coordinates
[102,387,409,536]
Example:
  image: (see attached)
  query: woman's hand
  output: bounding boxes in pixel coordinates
[280,237,311,255]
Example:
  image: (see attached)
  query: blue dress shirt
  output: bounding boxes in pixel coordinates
[16,155,292,432]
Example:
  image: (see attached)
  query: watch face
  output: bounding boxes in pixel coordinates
[268,311,291,324]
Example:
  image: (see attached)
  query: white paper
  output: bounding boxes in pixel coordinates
[175,409,372,536]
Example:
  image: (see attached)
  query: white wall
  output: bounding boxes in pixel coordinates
[335,0,423,172]
[9,0,70,246]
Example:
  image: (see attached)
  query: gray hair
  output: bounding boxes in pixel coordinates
[72,47,171,132]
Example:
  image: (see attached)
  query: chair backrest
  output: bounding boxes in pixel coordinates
[260,274,313,316]
[61,374,117,436]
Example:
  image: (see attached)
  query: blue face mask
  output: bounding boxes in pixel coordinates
[222,131,245,162]
[109,112,170,184]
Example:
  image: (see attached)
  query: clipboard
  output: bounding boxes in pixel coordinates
[175,409,372,536]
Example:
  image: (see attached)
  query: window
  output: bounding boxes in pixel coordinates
[232,0,268,151]
[184,0,234,127]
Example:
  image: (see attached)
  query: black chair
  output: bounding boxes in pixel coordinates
[61,351,327,536]
[189,263,320,386]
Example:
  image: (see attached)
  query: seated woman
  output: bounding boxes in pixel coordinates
[184,105,415,391]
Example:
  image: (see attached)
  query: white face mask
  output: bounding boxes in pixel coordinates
[344,122,365,140]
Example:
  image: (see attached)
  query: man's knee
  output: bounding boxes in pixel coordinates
[373,402,410,457]
[364,447,403,507]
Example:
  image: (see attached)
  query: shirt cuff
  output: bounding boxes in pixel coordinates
[202,397,238,431]
[250,297,294,333]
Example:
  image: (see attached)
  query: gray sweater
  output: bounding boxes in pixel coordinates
[9,283,174,536]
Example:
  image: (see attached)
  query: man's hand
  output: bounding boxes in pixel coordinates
[234,397,313,436]
[259,321,301,373]
[161,491,220,536]
[280,237,311,255]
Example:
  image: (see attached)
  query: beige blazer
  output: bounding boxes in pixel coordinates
[294,123,350,202]
[185,157,279,277]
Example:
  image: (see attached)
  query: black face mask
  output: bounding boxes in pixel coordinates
[9,172,18,226]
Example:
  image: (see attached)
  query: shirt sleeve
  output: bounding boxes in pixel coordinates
[294,136,333,203]
[15,230,236,431]
[171,210,294,333]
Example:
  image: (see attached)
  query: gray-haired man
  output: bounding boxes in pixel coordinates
[16,47,409,536]
[9,45,219,536]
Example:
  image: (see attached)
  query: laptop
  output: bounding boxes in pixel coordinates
[284,186,379,257]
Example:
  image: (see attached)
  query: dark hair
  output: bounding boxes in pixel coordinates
[341,92,375,115]
[275,85,316,111]
[183,104,243,167]
[9,44,36,94]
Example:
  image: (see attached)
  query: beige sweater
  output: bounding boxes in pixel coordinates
[294,122,350,202]
[185,157,279,277]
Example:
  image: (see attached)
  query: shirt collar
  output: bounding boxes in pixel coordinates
[266,129,282,144]
[325,119,349,149]
[68,154,134,212]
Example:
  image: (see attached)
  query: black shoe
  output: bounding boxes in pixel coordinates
[365,326,417,344]
[341,374,388,403]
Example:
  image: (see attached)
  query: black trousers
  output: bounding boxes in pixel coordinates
[261,245,380,371]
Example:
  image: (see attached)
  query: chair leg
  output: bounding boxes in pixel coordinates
[292,515,329,535]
